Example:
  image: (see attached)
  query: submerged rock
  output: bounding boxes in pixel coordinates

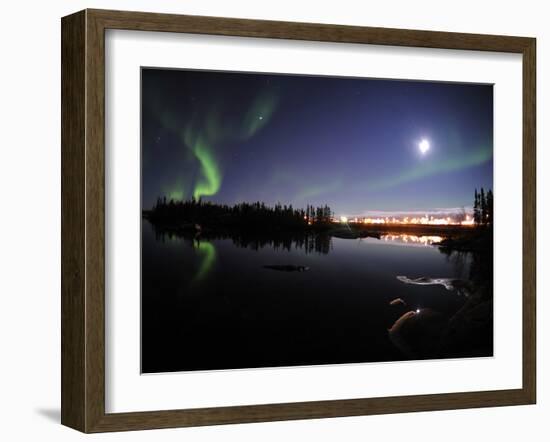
[388,284,493,359]
[263,265,310,272]
[388,308,447,358]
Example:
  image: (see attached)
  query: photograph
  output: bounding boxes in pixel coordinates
[140,68,494,374]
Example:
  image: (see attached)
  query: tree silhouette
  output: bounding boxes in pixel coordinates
[145,198,334,232]
[473,187,493,227]
[473,189,481,225]
[486,189,494,225]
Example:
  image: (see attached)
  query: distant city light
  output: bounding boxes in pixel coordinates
[342,215,475,226]
[333,207,480,227]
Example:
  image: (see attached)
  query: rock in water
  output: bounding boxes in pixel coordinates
[388,308,447,358]
[396,275,472,295]
[263,265,310,272]
[389,298,406,306]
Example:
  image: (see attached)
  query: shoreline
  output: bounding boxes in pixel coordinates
[342,222,476,237]
[144,215,491,253]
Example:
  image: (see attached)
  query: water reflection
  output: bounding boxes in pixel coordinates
[193,240,216,281]
[150,224,334,255]
[151,225,449,257]
[381,234,443,246]
[142,220,493,372]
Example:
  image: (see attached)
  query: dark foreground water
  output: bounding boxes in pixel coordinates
[141,222,492,373]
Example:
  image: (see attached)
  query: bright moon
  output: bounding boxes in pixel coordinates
[418,139,430,155]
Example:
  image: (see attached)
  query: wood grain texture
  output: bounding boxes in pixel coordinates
[60,8,537,433]
[522,38,536,403]
[90,389,531,433]
[61,10,86,432]
[89,8,532,52]
[84,10,107,433]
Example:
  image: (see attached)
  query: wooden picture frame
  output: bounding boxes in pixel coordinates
[61,8,536,433]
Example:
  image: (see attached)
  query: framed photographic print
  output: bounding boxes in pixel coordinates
[61,9,536,433]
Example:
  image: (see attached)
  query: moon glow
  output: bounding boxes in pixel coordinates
[418,139,430,155]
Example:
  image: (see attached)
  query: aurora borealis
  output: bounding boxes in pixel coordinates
[141,69,493,216]
[141,69,495,374]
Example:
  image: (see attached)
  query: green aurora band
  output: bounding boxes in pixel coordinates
[167,189,184,201]
[366,143,493,191]
[160,91,278,201]
[192,140,222,200]
[294,179,342,202]
[161,178,187,202]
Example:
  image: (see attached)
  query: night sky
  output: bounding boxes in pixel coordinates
[142,68,493,217]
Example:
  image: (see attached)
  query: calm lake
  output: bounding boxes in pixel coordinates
[141,221,489,373]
